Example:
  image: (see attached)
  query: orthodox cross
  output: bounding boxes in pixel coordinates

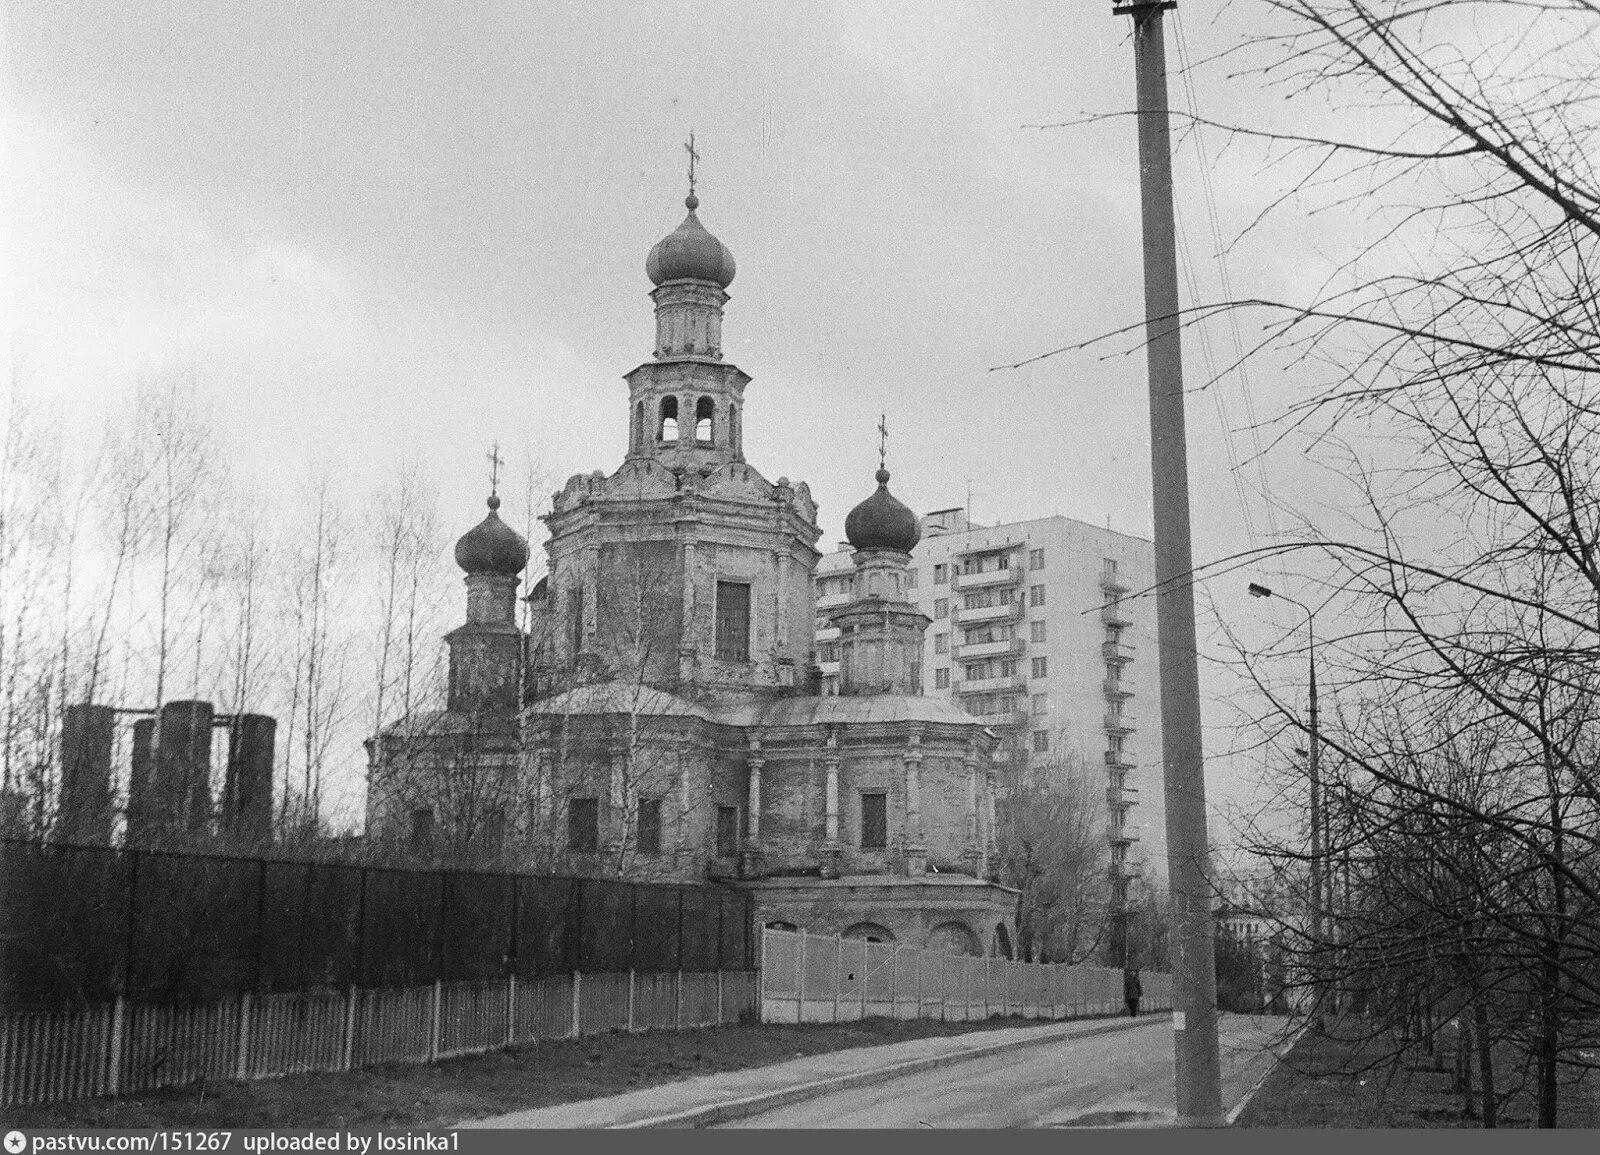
[487,442,503,498]
[877,413,889,471]
[685,131,700,197]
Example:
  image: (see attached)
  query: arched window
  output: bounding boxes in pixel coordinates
[695,396,714,443]
[632,401,643,451]
[659,396,679,442]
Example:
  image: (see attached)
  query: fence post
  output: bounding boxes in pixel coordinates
[916,948,923,1021]
[106,994,125,1096]
[984,954,991,1018]
[627,970,636,1033]
[797,930,807,1024]
[833,936,842,1023]
[234,990,252,1081]
[570,972,582,1039]
[428,979,442,1063]
[717,969,725,1025]
[889,946,898,1019]
[674,970,683,1031]
[505,975,517,1049]
[859,940,867,1021]
[342,985,357,1072]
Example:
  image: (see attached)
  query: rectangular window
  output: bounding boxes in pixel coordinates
[935,667,950,689]
[715,581,752,661]
[1029,584,1046,607]
[637,797,662,855]
[1032,730,1050,753]
[1104,558,1119,577]
[934,633,948,654]
[1031,656,1048,678]
[568,797,599,852]
[934,598,949,619]
[410,808,435,853]
[716,804,740,857]
[934,563,948,585]
[997,553,1009,570]
[1032,693,1048,715]
[907,568,918,589]
[1029,548,1045,570]
[861,792,888,849]
[1030,620,1046,643]
[999,659,1017,677]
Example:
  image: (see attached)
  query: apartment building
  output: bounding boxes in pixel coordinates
[815,508,1165,899]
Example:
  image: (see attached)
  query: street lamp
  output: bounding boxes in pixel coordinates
[1248,581,1325,1025]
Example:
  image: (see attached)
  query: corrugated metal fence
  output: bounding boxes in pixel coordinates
[0,970,758,1109]
[759,928,1174,1023]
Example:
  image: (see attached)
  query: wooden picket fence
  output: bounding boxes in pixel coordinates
[758,928,1173,1023]
[0,969,758,1109]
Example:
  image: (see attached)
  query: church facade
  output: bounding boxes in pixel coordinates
[369,188,1018,956]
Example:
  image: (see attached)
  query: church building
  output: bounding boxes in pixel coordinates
[369,184,1018,956]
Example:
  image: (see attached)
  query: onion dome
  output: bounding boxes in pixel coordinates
[646,194,737,287]
[454,495,530,577]
[844,469,921,554]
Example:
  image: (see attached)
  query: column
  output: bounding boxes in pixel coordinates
[903,725,927,876]
[962,740,982,875]
[742,734,766,879]
[822,731,841,879]
[607,740,626,854]
[982,757,1000,877]
[679,541,698,682]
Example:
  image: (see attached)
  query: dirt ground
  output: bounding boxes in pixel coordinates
[6,1014,1066,1130]
[1235,1017,1600,1128]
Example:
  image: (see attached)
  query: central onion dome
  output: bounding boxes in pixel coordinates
[646,194,737,288]
[844,469,921,554]
[454,495,530,577]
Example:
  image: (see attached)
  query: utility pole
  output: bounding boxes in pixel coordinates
[1112,0,1223,1125]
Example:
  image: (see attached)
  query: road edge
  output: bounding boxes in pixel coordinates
[614,1015,1157,1129]
[1224,1017,1312,1127]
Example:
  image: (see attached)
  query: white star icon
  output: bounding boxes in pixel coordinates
[4,1131,26,1154]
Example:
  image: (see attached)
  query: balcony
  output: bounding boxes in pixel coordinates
[1104,750,1136,770]
[954,600,1021,626]
[956,673,1023,695]
[953,566,1022,591]
[956,636,1024,660]
[1108,858,1143,880]
[1102,678,1133,700]
[818,659,840,676]
[1106,784,1139,808]
[1101,639,1135,664]
[1104,711,1136,734]
[1099,569,1131,597]
[972,709,1028,729]
[1107,822,1140,845]
[816,625,841,642]
[1101,598,1133,627]
[816,590,852,610]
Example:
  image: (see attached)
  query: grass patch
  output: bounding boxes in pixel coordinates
[8,1014,1080,1129]
[1235,1018,1600,1128]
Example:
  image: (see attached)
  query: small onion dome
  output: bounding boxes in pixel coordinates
[844,468,921,554]
[646,194,737,287]
[454,495,530,576]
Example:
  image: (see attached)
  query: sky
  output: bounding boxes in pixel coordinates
[3,2,1357,847]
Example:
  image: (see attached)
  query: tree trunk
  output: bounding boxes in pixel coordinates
[1474,999,1496,1128]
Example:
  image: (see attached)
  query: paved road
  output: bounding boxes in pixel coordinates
[718,1013,1292,1128]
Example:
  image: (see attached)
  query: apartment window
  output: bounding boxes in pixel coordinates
[1029,548,1045,570]
[934,633,948,654]
[1029,584,1046,607]
[934,598,949,619]
[907,568,918,589]
[997,553,1009,570]
[715,581,751,661]
[819,642,839,663]
[910,660,921,686]
[934,563,949,585]
[1104,558,1119,578]
[716,805,740,857]
[568,798,599,852]
[1031,656,1048,678]
[860,792,888,850]
[1032,730,1050,754]
[1032,693,1049,715]
[935,667,950,689]
[1030,620,1047,643]
[637,797,662,855]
